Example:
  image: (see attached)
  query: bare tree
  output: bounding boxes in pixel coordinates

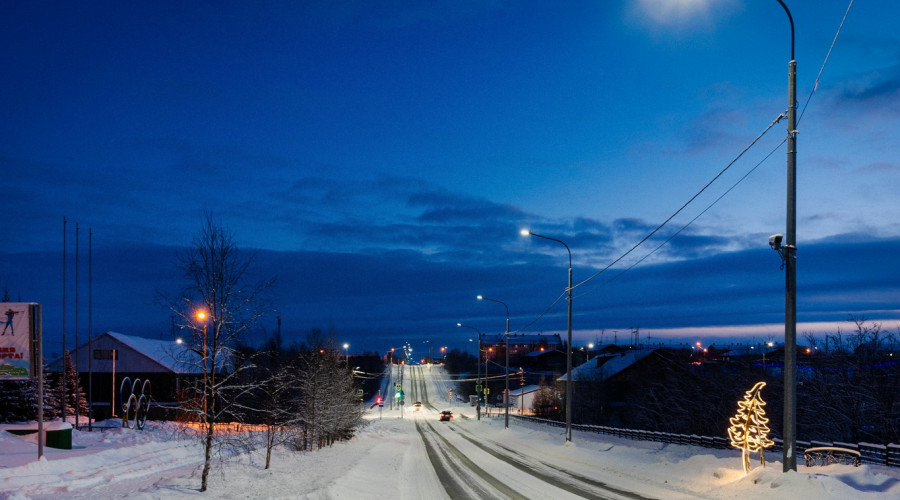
[800,316,898,443]
[244,337,300,469]
[168,214,274,492]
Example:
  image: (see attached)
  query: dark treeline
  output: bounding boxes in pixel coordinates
[561,318,899,445]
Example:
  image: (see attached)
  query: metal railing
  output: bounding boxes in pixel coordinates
[510,415,900,468]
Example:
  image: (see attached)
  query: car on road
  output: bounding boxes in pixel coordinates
[413,401,422,411]
[439,410,453,421]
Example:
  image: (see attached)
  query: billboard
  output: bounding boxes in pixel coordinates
[0,303,34,379]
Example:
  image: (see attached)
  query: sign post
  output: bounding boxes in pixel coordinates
[2,304,41,459]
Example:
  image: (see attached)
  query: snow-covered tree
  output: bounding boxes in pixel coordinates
[532,385,562,419]
[728,381,774,473]
[0,363,60,422]
[56,350,89,420]
[291,332,362,451]
[166,214,274,492]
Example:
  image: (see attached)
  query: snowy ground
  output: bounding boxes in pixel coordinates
[2,365,899,499]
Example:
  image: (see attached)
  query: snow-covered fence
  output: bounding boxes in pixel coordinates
[510,415,900,467]
[804,446,861,467]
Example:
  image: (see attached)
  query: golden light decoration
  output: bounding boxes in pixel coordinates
[727,381,775,473]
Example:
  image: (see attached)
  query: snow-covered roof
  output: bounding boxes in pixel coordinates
[509,384,541,396]
[524,349,564,358]
[52,331,205,375]
[104,331,203,374]
[558,349,654,382]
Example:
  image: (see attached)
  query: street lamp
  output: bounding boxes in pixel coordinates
[775,0,798,473]
[196,309,208,416]
[522,229,574,443]
[457,323,483,384]
[458,322,484,419]
[669,0,796,471]
[477,294,510,429]
[343,343,350,362]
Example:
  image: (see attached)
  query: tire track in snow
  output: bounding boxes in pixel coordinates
[416,366,652,500]
[416,418,525,500]
[455,429,653,500]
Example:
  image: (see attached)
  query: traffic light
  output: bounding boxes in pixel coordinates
[376,396,383,405]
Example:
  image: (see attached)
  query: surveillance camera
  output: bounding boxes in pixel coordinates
[768,233,783,250]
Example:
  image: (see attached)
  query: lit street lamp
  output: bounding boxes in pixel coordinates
[522,229,574,443]
[196,310,209,415]
[477,295,510,429]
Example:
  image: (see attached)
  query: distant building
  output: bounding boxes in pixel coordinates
[48,331,202,420]
[482,333,563,362]
[509,384,541,414]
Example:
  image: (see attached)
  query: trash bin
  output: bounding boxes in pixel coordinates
[45,422,73,450]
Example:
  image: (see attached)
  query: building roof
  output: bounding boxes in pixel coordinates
[523,349,564,358]
[482,333,563,346]
[51,331,203,375]
[105,331,203,374]
[558,349,654,382]
[509,384,541,396]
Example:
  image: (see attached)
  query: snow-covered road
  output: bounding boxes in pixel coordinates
[2,364,899,499]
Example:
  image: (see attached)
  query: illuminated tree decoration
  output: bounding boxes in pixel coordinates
[728,381,775,473]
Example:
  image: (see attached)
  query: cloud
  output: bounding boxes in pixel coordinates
[5,233,897,356]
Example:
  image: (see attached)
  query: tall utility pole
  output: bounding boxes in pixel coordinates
[61,217,67,420]
[75,223,80,430]
[776,0,798,473]
[88,228,93,431]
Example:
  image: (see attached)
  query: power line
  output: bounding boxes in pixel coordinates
[798,0,855,125]
[572,112,785,292]
[513,3,855,332]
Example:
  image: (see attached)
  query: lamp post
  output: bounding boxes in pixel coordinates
[477,295,510,429]
[522,229,574,443]
[458,322,484,419]
[196,310,208,416]
[343,343,350,363]
[389,348,395,410]
[770,0,798,472]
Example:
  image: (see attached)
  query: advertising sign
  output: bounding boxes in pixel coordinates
[0,303,33,379]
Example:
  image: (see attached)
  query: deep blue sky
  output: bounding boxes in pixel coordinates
[3,1,899,357]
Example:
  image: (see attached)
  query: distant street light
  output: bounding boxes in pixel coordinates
[343,343,350,362]
[477,295,510,429]
[522,229,574,443]
[457,323,483,385]
[458,322,484,419]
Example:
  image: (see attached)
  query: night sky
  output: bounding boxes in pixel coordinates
[3,1,899,357]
